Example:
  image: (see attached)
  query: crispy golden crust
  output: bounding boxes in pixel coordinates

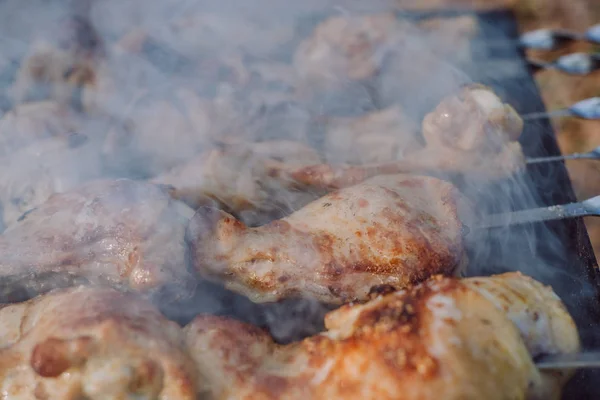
[186,273,579,400]
[0,286,198,399]
[187,174,470,304]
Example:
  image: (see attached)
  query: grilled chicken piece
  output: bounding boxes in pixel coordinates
[0,179,196,299]
[186,272,579,400]
[0,101,85,156]
[463,273,579,362]
[153,140,322,224]
[422,83,523,153]
[279,85,525,189]
[0,134,102,229]
[284,143,525,191]
[294,13,403,89]
[0,286,197,399]
[10,15,102,107]
[187,174,471,304]
[323,105,421,164]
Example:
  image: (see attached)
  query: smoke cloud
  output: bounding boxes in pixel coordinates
[0,0,594,348]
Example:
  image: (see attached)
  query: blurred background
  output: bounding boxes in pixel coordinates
[513,0,600,258]
[429,0,600,257]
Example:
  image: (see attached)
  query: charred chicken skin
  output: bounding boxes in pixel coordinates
[0,286,197,399]
[0,179,196,299]
[187,174,471,304]
[186,272,579,400]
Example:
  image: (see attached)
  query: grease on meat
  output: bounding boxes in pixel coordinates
[187,174,471,304]
[0,179,195,299]
[185,272,579,400]
[0,286,197,399]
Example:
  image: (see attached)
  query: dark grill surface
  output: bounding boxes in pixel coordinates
[412,9,600,399]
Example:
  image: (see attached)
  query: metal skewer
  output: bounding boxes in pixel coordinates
[479,195,600,229]
[522,97,600,121]
[536,351,600,370]
[519,24,600,50]
[526,146,600,164]
[527,52,600,75]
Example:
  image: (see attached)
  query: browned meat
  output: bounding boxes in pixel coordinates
[323,105,421,164]
[153,140,323,224]
[277,85,526,189]
[187,174,472,304]
[284,143,525,191]
[0,134,103,229]
[294,13,404,89]
[0,101,85,156]
[0,179,196,299]
[0,286,197,399]
[185,272,579,400]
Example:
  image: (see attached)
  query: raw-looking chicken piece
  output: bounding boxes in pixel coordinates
[0,179,196,300]
[0,101,85,156]
[323,105,421,164]
[0,286,197,399]
[0,134,103,229]
[153,140,323,224]
[187,174,472,304]
[185,272,580,400]
[294,13,404,89]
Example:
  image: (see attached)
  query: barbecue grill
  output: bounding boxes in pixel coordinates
[424,9,600,399]
[291,7,600,398]
[0,3,598,399]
